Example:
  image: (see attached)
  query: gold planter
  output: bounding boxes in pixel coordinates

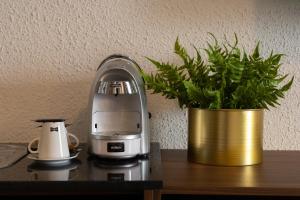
[188,108,263,166]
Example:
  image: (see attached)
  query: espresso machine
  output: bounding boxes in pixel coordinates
[88,55,150,158]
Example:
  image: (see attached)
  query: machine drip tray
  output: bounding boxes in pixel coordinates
[91,157,140,169]
[88,153,148,164]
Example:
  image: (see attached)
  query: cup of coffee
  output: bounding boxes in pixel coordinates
[28,119,79,160]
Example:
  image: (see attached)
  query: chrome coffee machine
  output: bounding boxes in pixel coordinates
[88,55,150,158]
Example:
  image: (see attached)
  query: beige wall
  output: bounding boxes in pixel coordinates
[0,0,299,149]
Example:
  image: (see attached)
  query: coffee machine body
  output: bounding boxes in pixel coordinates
[88,55,150,158]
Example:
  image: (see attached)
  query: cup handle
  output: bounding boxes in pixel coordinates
[28,137,39,154]
[67,133,79,148]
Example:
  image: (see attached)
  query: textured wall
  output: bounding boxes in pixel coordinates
[0,0,299,149]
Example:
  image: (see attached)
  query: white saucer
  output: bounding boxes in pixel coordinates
[27,152,79,166]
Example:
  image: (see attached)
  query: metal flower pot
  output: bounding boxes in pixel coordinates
[188,108,263,166]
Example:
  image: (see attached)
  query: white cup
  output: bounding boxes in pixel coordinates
[28,121,79,160]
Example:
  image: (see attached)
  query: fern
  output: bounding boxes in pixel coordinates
[141,34,294,109]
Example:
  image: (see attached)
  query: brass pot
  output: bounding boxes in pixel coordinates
[188,108,263,166]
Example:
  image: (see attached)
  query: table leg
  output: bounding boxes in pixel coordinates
[144,190,161,200]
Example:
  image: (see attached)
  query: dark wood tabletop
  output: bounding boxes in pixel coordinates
[0,143,162,199]
[161,150,300,197]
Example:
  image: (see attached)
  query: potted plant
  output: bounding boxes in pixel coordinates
[141,34,294,166]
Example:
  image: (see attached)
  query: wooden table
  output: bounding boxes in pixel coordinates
[161,150,300,199]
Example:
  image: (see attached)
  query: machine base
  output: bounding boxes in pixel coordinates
[90,137,143,159]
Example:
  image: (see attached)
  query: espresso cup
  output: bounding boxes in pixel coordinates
[28,121,79,160]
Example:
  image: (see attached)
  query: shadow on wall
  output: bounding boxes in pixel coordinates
[0,81,91,143]
[70,106,89,143]
[254,0,300,54]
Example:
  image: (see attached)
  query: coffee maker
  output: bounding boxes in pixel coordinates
[88,55,150,158]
